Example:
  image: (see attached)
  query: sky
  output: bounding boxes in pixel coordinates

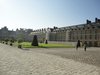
[0,0,100,30]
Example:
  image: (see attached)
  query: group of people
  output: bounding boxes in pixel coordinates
[76,40,87,51]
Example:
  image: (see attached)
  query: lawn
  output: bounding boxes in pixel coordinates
[20,42,74,48]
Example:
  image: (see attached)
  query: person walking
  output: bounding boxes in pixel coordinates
[84,41,87,51]
[76,40,80,50]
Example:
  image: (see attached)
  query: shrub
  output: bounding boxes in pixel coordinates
[31,35,38,46]
[5,39,9,44]
[18,45,22,48]
[17,39,23,48]
[10,43,13,46]
[45,39,48,44]
[18,39,23,43]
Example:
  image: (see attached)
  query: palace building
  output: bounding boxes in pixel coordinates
[31,18,100,47]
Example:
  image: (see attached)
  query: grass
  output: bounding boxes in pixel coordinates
[19,42,75,48]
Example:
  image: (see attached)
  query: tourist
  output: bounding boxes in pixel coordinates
[84,41,87,51]
[76,40,80,50]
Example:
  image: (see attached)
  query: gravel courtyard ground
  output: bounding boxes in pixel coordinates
[30,47,100,67]
[0,43,100,75]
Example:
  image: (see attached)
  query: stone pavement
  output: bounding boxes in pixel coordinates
[30,47,100,67]
[0,43,100,75]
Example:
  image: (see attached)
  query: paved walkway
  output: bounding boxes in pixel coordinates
[0,43,100,75]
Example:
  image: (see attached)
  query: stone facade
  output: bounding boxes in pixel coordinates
[31,18,100,47]
[0,26,16,40]
[0,27,33,42]
[68,18,100,47]
[30,29,47,43]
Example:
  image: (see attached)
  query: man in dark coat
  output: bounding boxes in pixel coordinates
[76,40,80,50]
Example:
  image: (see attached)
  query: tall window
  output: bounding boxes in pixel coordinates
[89,30,92,39]
[85,30,87,39]
[94,30,97,40]
[80,31,82,39]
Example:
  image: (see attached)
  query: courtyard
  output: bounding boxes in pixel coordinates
[0,43,100,75]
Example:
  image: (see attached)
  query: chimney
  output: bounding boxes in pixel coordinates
[95,18,98,23]
[95,18,100,23]
[86,19,91,24]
